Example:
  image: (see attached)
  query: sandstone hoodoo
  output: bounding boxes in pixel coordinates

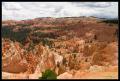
[2,17,118,79]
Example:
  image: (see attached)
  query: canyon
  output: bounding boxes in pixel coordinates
[2,17,118,79]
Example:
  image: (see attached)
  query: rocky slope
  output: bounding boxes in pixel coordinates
[2,17,118,79]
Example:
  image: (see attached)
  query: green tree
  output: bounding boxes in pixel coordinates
[39,69,57,80]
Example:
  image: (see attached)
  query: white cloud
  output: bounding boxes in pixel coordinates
[2,2,23,10]
[2,2,118,20]
[72,2,112,7]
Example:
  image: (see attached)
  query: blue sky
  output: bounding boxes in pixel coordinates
[2,2,118,20]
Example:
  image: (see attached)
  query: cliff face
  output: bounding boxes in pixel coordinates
[2,17,118,79]
[2,39,28,73]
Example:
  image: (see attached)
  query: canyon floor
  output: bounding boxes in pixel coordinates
[2,17,118,79]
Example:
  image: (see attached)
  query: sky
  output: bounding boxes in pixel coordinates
[2,2,118,20]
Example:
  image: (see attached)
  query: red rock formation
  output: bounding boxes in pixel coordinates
[2,17,118,79]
